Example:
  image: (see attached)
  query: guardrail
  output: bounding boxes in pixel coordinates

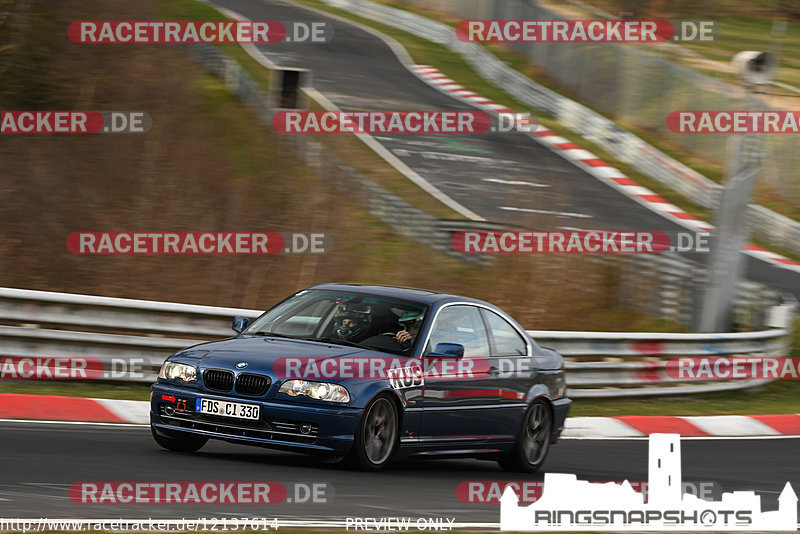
[533,325,793,397]
[0,288,794,397]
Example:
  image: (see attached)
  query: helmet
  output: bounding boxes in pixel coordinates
[334,301,372,339]
[398,310,424,325]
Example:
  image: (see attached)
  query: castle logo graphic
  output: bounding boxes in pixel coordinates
[500,433,797,531]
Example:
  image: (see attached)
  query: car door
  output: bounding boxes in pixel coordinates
[480,307,537,412]
[419,304,513,443]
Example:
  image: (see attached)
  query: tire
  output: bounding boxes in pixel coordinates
[151,425,208,453]
[498,399,552,472]
[346,395,399,471]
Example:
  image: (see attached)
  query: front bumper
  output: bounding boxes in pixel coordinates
[150,383,362,455]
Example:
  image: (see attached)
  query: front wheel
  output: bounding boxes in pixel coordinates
[151,426,208,453]
[498,399,552,472]
[346,395,399,471]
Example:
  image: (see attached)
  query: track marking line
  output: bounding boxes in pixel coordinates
[483,178,549,188]
[500,206,593,219]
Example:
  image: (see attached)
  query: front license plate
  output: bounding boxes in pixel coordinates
[195,398,260,420]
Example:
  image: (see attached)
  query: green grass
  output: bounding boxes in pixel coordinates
[157,0,465,220]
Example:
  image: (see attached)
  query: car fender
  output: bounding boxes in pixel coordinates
[347,380,406,410]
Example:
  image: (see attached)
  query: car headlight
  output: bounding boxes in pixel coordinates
[158,362,197,382]
[279,380,350,403]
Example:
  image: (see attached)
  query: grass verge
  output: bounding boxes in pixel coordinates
[156,0,462,220]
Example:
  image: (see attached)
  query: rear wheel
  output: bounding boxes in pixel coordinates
[151,426,208,453]
[498,399,552,472]
[346,395,399,471]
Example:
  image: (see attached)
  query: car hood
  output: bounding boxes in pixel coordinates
[186,336,371,375]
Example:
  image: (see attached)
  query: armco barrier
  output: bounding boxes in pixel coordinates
[0,288,793,396]
[317,0,800,257]
[531,326,793,397]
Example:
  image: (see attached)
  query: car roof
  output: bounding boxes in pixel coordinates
[307,283,491,307]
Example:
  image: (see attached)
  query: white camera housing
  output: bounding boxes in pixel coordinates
[731,51,776,85]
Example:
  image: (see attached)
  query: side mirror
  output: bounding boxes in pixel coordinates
[427,342,464,358]
[232,316,250,333]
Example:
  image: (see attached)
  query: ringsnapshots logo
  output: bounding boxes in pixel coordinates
[500,433,797,531]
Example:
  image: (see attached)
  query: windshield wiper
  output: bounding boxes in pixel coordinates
[248,331,298,339]
[301,336,364,348]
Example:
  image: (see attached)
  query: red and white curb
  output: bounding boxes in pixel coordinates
[0,393,150,425]
[409,64,800,274]
[2,394,799,438]
[564,414,800,438]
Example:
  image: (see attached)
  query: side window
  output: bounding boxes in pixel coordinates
[482,309,527,356]
[426,305,489,358]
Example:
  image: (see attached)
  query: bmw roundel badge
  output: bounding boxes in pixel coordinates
[236,362,248,369]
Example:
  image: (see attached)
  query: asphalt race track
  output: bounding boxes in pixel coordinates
[1,421,797,522]
[209,0,800,300]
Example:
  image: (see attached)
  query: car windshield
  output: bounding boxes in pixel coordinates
[244,289,428,354]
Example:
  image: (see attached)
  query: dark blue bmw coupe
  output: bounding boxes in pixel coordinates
[150,283,571,471]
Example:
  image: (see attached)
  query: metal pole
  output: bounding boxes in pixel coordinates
[697,90,765,332]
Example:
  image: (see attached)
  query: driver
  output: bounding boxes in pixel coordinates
[395,310,423,350]
[333,301,372,341]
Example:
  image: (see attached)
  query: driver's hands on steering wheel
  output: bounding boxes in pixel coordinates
[395,330,413,344]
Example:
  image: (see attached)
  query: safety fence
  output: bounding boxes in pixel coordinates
[0,287,793,397]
